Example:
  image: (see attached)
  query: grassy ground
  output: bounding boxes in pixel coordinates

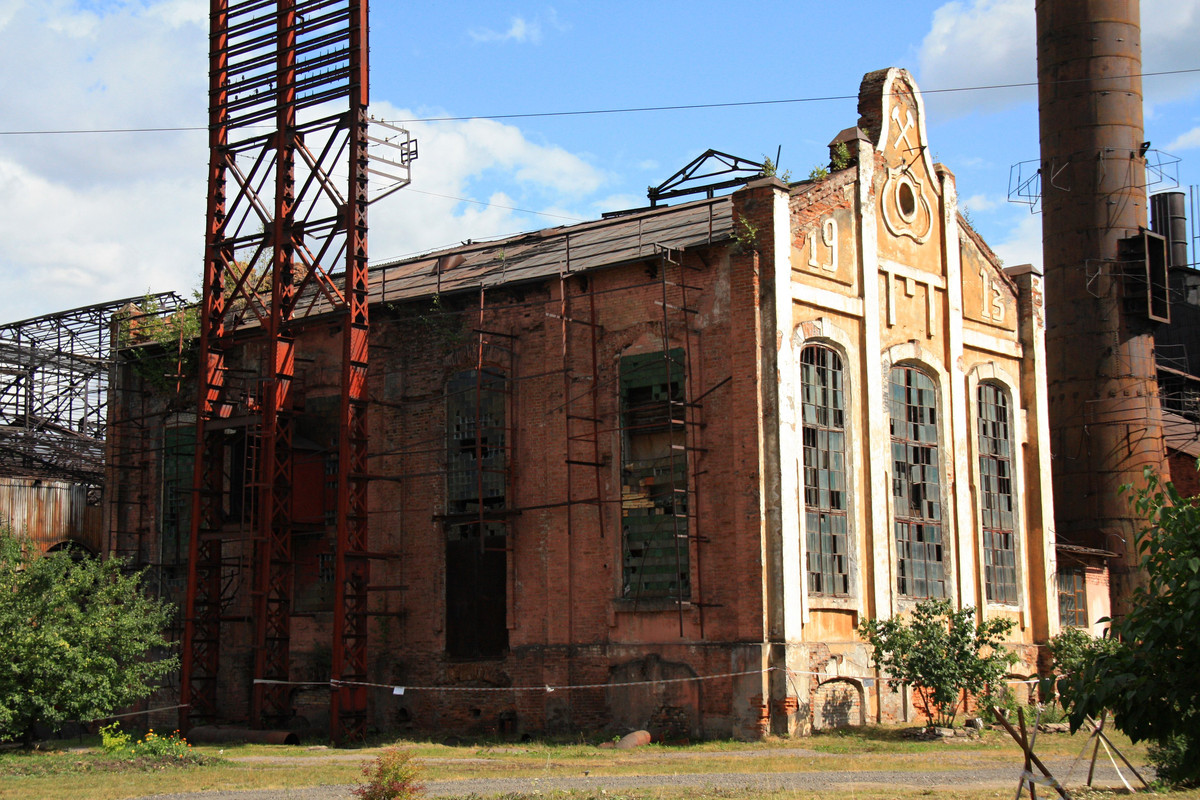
[0,726,1195,800]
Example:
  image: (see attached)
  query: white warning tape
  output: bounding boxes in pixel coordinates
[251,667,1043,695]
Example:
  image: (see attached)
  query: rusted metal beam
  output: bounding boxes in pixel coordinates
[330,0,371,744]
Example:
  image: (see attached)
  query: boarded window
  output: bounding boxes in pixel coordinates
[978,383,1018,604]
[293,535,335,613]
[1057,566,1088,627]
[801,344,849,595]
[445,368,508,659]
[889,365,945,598]
[620,349,689,600]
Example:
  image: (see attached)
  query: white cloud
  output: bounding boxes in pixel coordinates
[1142,0,1200,111]
[469,16,542,44]
[365,102,609,263]
[0,155,205,321]
[916,0,1035,116]
[960,193,1000,213]
[1166,126,1200,151]
[916,0,1200,118]
[0,2,608,321]
[0,0,208,321]
[992,213,1043,271]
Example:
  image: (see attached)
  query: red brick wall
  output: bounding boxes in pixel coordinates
[106,190,790,738]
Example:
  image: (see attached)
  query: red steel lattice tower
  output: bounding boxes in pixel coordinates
[181,0,376,742]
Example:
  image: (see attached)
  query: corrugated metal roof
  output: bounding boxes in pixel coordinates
[370,195,733,305]
[1163,409,1200,459]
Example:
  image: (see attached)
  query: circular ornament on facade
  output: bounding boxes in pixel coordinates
[896,177,918,223]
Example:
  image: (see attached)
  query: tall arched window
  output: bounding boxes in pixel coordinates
[801,344,849,595]
[889,365,945,598]
[978,383,1017,604]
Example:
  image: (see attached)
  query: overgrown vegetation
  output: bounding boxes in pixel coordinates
[733,214,760,253]
[98,723,203,765]
[859,598,1018,728]
[0,530,177,746]
[1058,467,1200,787]
[759,155,791,183]
[353,748,424,800]
[116,294,200,394]
[807,165,829,182]
[830,141,852,171]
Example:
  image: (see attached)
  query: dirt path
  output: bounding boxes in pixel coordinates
[129,755,1144,799]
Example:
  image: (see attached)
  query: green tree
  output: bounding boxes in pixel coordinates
[1045,626,1117,709]
[859,598,1017,728]
[0,532,177,746]
[1059,467,1200,786]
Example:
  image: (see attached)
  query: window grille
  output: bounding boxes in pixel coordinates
[801,344,849,595]
[889,365,945,598]
[620,349,689,600]
[978,383,1018,604]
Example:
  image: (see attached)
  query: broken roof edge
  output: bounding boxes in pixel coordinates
[369,193,736,307]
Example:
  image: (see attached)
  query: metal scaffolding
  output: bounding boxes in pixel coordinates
[0,293,186,486]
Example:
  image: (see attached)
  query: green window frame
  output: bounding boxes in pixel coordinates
[161,424,195,567]
[620,349,689,600]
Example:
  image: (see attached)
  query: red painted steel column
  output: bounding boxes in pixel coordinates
[332,0,371,743]
[182,0,231,734]
[251,0,298,729]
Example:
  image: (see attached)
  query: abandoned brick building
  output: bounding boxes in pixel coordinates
[105,68,1060,739]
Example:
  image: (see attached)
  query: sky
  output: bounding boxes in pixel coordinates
[1,0,1200,324]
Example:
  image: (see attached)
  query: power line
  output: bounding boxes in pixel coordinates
[2,68,1198,136]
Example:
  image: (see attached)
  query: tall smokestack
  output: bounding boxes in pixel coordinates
[1037,0,1168,616]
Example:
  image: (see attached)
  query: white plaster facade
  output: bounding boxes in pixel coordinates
[743,68,1059,730]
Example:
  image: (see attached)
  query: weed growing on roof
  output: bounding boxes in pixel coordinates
[830,141,852,171]
[733,215,760,253]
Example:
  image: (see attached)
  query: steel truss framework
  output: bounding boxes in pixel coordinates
[181,0,402,743]
[0,293,186,485]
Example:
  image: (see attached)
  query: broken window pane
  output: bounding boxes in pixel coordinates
[801,344,849,595]
[890,365,945,598]
[620,349,689,601]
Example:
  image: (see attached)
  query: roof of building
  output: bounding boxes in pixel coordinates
[369,195,734,306]
[1163,409,1200,459]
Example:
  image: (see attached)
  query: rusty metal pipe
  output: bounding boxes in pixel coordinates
[185,726,301,745]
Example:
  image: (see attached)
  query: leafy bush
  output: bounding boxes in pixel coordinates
[99,723,132,755]
[96,723,201,767]
[859,598,1017,728]
[1046,626,1117,709]
[1059,467,1200,787]
[0,531,177,746]
[135,729,193,759]
[353,748,424,800]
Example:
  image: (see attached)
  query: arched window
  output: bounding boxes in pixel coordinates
[800,344,849,595]
[978,383,1017,604]
[889,365,945,598]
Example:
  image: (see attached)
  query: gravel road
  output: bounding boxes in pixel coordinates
[129,756,1144,799]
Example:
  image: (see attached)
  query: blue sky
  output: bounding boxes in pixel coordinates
[1,0,1199,322]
